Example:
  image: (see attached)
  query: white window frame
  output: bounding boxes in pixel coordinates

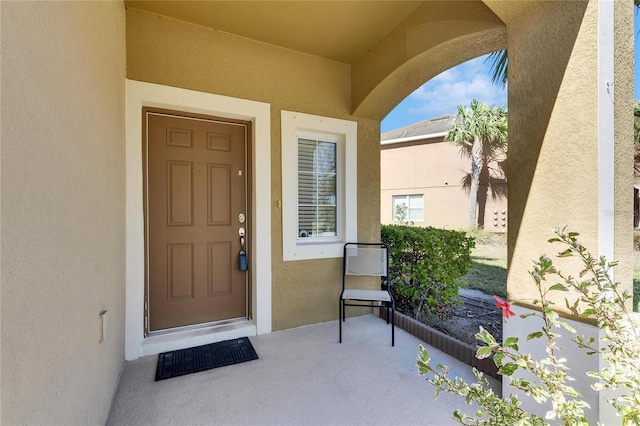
[281,111,357,261]
[392,194,424,222]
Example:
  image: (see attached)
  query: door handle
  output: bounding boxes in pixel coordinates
[238,227,247,271]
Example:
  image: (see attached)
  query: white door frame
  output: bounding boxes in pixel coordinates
[125,79,272,360]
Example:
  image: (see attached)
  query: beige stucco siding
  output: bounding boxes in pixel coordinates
[126,9,381,331]
[613,0,634,309]
[1,2,126,424]
[507,0,632,316]
[126,9,351,118]
[498,2,633,419]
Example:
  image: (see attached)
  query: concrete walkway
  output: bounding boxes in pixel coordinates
[108,315,499,426]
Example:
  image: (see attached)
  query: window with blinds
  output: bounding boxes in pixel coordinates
[281,110,356,261]
[297,138,337,239]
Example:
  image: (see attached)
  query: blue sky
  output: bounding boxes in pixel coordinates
[382,12,640,133]
[381,54,508,133]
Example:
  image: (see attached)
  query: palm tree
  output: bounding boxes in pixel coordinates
[446,99,508,229]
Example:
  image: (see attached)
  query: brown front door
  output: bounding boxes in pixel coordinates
[145,109,249,332]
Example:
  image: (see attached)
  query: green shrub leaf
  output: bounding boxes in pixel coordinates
[381,224,474,319]
[527,331,544,340]
[498,362,519,376]
[476,346,493,359]
[548,283,568,291]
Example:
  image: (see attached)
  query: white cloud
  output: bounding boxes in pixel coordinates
[409,74,505,116]
[381,54,508,132]
[428,67,460,84]
[407,56,506,118]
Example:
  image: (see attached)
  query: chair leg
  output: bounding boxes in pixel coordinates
[391,303,395,347]
[391,309,395,347]
[339,299,342,343]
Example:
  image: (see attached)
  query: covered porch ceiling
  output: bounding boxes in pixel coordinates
[124,1,543,65]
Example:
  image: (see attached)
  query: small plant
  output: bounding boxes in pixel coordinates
[382,225,474,319]
[393,203,409,224]
[417,227,640,425]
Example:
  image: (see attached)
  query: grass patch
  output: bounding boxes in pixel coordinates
[460,241,507,298]
[462,236,639,312]
[464,227,507,245]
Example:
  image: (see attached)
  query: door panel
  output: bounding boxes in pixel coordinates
[167,243,194,300]
[166,160,193,226]
[208,242,232,296]
[208,164,231,225]
[146,110,248,331]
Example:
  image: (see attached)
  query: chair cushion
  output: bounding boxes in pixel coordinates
[342,289,391,302]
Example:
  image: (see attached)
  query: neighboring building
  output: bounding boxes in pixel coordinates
[381,114,508,231]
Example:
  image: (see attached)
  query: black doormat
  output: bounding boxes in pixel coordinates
[155,337,258,381]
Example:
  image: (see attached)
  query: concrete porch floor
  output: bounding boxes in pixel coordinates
[107,314,500,425]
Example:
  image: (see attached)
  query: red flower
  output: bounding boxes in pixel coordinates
[494,295,516,321]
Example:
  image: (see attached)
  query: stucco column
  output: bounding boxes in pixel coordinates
[505,0,633,423]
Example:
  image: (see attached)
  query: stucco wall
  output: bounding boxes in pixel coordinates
[126,8,381,331]
[1,2,126,424]
[508,0,598,311]
[505,1,633,420]
[507,0,633,314]
[613,0,635,309]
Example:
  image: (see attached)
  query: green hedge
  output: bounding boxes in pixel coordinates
[381,225,475,319]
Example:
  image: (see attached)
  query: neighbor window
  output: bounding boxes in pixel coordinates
[392,195,424,222]
[281,111,357,261]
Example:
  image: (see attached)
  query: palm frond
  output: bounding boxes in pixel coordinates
[485,50,508,89]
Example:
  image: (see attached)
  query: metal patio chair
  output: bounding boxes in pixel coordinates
[339,242,395,346]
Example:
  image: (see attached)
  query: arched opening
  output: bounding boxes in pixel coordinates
[348,5,509,349]
[378,53,508,347]
[380,53,508,231]
[359,3,633,422]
